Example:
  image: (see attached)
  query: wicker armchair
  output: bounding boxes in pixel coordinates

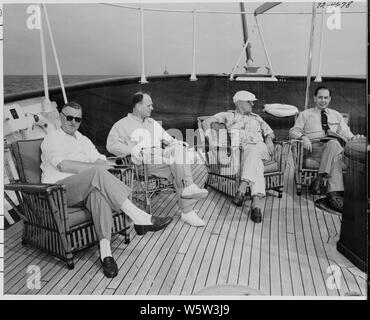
[197,116,291,199]
[115,147,208,214]
[4,139,133,269]
[116,154,175,214]
[291,113,349,195]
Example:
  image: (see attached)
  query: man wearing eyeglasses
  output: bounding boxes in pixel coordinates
[289,86,364,212]
[40,101,172,278]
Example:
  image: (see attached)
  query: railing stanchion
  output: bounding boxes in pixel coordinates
[190,10,197,81]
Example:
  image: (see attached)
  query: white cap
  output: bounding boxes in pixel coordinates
[233,90,258,102]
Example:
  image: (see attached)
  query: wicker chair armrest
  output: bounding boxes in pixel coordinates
[4,182,65,194]
[107,155,133,167]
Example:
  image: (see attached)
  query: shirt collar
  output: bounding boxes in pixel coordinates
[315,107,328,114]
[128,113,150,123]
[59,127,79,139]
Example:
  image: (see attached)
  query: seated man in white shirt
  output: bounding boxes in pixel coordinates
[41,101,172,278]
[106,92,208,227]
[289,86,364,212]
[202,91,275,223]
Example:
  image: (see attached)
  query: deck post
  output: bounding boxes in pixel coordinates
[190,10,197,81]
[304,3,317,109]
[139,7,148,84]
[38,4,49,102]
[42,4,68,103]
[315,8,325,82]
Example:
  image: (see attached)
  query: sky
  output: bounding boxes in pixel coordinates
[2,1,367,77]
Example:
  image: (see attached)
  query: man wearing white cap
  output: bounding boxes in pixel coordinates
[203,90,275,223]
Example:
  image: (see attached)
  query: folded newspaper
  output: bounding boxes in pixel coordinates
[320,130,348,146]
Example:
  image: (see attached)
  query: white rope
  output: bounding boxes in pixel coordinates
[315,8,325,82]
[42,4,67,103]
[38,4,49,102]
[190,10,197,81]
[139,7,148,84]
[229,38,250,81]
[255,15,275,77]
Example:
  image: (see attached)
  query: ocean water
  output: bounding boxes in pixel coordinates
[4,75,121,95]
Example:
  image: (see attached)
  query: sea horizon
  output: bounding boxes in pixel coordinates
[3,74,366,96]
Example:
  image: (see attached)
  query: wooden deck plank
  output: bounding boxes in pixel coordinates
[305,194,332,296]
[313,207,341,297]
[226,203,248,286]
[114,195,179,295]
[4,247,47,292]
[170,191,222,295]
[262,191,278,295]
[191,234,219,294]
[128,213,190,295]
[344,267,367,296]
[269,194,282,296]
[300,188,328,296]
[4,149,367,297]
[278,167,293,296]
[293,190,316,295]
[100,192,176,294]
[136,216,193,295]
[201,201,237,287]
[247,196,267,293]
[153,194,225,295]
[237,201,255,287]
[286,233,305,295]
[158,253,184,295]
[202,197,238,291]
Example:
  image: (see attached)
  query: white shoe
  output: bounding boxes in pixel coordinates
[181,184,208,199]
[181,210,206,227]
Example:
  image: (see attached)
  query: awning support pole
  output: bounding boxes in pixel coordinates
[140,7,148,84]
[42,4,67,104]
[38,4,49,102]
[190,10,197,81]
[315,8,325,82]
[304,3,317,109]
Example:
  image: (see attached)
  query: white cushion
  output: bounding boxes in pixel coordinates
[263,103,299,117]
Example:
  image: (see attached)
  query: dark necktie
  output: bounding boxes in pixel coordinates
[321,110,329,134]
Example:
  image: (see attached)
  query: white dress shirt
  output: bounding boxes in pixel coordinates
[289,107,354,140]
[41,128,106,183]
[106,113,175,157]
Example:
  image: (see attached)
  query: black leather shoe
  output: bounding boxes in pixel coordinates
[325,192,343,213]
[232,191,245,206]
[102,256,118,278]
[310,176,325,195]
[134,216,173,236]
[251,207,262,223]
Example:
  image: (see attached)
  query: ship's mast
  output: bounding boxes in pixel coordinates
[239,2,252,65]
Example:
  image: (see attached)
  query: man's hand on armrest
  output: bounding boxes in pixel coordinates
[350,134,366,141]
[301,135,312,152]
[265,135,274,156]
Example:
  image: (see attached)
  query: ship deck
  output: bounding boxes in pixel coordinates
[3,156,366,296]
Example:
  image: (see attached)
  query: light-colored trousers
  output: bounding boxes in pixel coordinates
[57,167,131,241]
[306,139,345,192]
[139,146,197,213]
[240,142,270,197]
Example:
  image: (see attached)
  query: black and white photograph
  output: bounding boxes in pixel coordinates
[1,0,367,299]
